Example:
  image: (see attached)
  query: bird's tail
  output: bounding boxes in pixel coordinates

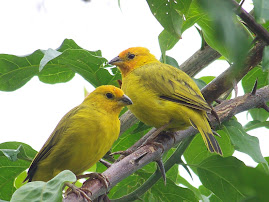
[189,113,222,155]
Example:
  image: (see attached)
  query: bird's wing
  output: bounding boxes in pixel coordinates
[25,106,81,181]
[136,63,211,111]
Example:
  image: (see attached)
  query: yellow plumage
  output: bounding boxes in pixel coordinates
[25,85,132,182]
[109,47,222,155]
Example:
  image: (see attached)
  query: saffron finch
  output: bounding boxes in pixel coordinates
[25,85,132,182]
[109,47,222,155]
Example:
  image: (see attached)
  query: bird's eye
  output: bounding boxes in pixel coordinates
[128,54,135,60]
[106,93,114,99]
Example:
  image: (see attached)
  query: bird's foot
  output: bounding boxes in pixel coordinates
[65,182,92,201]
[99,159,112,168]
[77,173,110,189]
[110,150,132,157]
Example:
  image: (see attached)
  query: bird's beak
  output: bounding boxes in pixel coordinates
[119,94,132,106]
[109,56,122,66]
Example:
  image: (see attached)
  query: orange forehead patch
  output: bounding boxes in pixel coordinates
[118,47,150,58]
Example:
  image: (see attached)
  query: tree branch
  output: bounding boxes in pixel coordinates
[119,110,138,135]
[202,40,266,104]
[180,45,221,77]
[231,0,269,45]
[64,85,269,201]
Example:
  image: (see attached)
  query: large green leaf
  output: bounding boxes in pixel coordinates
[253,0,269,24]
[244,120,269,132]
[108,163,156,200]
[147,0,192,38]
[177,175,205,201]
[197,156,269,201]
[10,170,76,202]
[144,178,198,202]
[198,0,251,65]
[158,29,179,59]
[109,167,198,202]
[0,50,43,91]
[184,129,234,174]
[0,142,36,201]
[0,39,120,92]
[242,67,269,121]
[160,55,180,69]
[222,119,268,172]
[198,156,246,201]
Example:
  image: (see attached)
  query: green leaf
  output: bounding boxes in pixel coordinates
[181,1,206,33]
[222,119,268,171]
[147,0,191,37]
[0,144,33,162]
[242,67,269,121]
[193,78,207,89]
[0,39,119,91]
[144,178,198,202]
[198,185,222,202]
[256,157,269,173]
[244,120,269,132]
[158,29,180,58]
[198,185,211,197]
[39,48,62,71]
[198,156,269,201]
[0,142,37,201]
[160,55,180,69]
[0,146,22,162]
[197,156,246,201]
[242,67,269,93]
[239,165,269,201]
[39,39,109,87]
[131,121,152,134]
[0,50,42,91]
[198,0,251,65]
[14,171,27,189]
[184,130,234,174]
[108,171,149,199]
[253,0,269,24]
[199,76,215,84]
[165,163,179,183]
[177,175,204,200]
[10,170,76,202]
[262,45,269,71]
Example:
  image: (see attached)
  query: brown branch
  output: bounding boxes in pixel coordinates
[231,0,269,45]
[64,85,269,201]
[202,40,266,104]
[119,110,138,135]
[180,45,221,77]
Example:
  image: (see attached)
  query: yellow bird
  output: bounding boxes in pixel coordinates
[109,47,222,155]
[25,85,132,182]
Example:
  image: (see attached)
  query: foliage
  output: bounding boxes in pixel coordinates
[1,0,269,201]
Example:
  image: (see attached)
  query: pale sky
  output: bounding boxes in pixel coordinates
[1,0,265,187]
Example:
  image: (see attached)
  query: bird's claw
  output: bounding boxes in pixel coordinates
[78,173,110,189]
[110,150,132,157]
[65,182,92,201]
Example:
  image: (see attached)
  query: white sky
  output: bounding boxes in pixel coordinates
[0,0,267,188]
